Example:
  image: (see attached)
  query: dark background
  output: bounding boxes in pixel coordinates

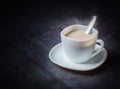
[1,1,120,89]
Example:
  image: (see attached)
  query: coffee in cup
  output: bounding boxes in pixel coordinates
[65,29,95,41]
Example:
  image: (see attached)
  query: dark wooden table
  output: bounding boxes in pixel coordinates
[1,1,120,89]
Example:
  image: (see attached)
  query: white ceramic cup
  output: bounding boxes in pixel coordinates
[61,24,104,63]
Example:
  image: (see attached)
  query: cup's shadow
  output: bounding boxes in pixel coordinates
[53,53,110,76]
[60,61,108,75]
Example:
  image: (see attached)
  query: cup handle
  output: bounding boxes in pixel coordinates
[90,39,104,58]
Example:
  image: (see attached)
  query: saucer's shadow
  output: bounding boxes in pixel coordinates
[57,55,110,75]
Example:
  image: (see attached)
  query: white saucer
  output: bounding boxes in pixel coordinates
[49,43,107,71]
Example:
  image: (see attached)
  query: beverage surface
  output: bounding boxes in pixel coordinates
[65,30,95,40]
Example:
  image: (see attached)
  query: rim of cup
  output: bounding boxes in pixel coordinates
[61,24,98,42]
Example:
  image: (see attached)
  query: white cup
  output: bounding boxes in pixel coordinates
[61,24,104,63]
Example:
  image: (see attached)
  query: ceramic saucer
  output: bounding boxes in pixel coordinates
[49,43,107,71]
